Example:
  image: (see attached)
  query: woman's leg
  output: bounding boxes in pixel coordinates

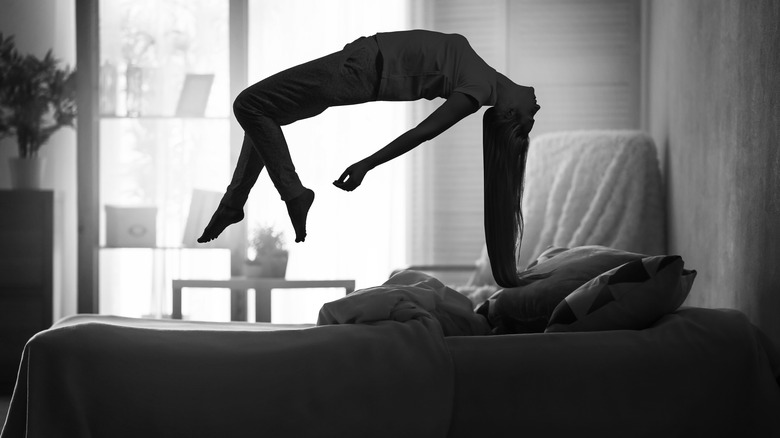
[197,134,263,243]
[225,134,265,209]
[232,78,321,242]
[199,36,380,243]
[232,90,310,201]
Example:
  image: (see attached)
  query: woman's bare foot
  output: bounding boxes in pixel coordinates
[286,188,315,242]
[197,203,244,243]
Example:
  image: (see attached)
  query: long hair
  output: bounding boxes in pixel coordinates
[482,107,532,288]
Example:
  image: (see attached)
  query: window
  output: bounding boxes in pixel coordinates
[87,0,640,320]
[409,0,641,267]
[407,0,509,267]
[245,0,411,322]
[508,0,641,133]
[97,0,232,319]
[92,0,413,323]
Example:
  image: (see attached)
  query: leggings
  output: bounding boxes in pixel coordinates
[224,36,382,205]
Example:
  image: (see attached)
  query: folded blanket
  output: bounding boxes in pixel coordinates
[318,270,491,336]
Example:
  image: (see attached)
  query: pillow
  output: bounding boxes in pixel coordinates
[524,245,569,269]
[545,255,696,333]
[483,245,648,334]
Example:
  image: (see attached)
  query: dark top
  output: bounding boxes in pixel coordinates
[374,30,497,106]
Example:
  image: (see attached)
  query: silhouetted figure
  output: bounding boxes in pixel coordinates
[198,29,539,287]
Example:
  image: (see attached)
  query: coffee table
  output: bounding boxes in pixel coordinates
[171,278,356,322]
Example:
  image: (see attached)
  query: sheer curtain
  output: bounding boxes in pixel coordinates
[407,0,508,267]
[409,0,642,268]
[245,0,412,322]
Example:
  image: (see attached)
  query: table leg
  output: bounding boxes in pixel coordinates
[255,287,272,323]
[231,288,248,322]
[172,285,182,319]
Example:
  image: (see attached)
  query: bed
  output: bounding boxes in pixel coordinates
[4,131,779,436]
[2,267,780,437]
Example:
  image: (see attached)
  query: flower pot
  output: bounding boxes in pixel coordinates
[8,157,46,190]
[244,250,289,278]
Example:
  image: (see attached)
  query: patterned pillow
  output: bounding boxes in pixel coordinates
[484,245,647,334]
[545,255,696,333]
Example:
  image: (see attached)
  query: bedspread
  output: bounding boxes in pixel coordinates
[446,306,780,437]
[3,273,780,437]
[2,272,477,438]
[3,319,454,438]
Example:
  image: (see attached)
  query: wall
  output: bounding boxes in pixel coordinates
[0,0,77,321]
[644,0,780,344]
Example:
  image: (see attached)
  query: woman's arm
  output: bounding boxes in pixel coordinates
[333,92,479,191]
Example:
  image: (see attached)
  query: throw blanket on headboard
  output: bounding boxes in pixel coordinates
[517,130,666,269]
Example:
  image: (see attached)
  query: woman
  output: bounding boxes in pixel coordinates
[198,29,539,287]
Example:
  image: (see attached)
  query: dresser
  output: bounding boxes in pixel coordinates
[0,190,53,395]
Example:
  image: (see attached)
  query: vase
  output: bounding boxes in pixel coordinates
[8,157,46,190]
[244,250,289,278]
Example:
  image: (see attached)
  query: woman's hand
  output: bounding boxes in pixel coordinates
[333,161,372,191]
[331,93,477,193]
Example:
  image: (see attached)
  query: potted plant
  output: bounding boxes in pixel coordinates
[245,224,289,278]
[0,33,77,189]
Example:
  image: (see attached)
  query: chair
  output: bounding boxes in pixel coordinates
[398,130,667,302]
